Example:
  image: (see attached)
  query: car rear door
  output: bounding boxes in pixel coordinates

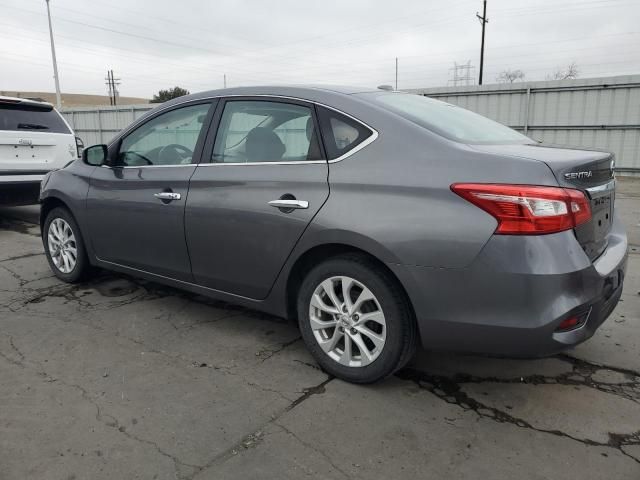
[185,97,329,299]
[86,100,216,282]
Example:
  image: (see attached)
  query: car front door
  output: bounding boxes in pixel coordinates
[86,100,215,281]
[185,97,329,299]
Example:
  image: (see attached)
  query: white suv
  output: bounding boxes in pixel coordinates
[1,96,79,205]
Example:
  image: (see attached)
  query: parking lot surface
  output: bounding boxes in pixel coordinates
[1,178,639,479]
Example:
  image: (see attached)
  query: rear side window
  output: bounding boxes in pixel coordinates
[0,104,70,134]
[212,100,322,163]
[317,106,373,160]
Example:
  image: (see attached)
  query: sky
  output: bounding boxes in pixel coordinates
[1,0,639,98]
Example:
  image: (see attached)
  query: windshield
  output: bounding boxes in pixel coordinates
[365,92,531,145]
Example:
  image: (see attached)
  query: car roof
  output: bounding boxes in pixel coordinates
[0,95,54,110]
[160,85,383,109]
[197,84,378,96]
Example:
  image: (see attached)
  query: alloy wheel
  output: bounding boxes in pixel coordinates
[309,275,387,367]
[47,218,78,274]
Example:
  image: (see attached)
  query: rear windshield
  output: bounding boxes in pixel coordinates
[364,92,530,145]
[0,103,71,134]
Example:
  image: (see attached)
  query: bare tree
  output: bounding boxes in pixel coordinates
[548,62,579,80]
[497,69,525,83]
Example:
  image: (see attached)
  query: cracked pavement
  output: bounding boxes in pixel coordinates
[0,177,639,480]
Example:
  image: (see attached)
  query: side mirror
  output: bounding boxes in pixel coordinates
[82,144,108,166]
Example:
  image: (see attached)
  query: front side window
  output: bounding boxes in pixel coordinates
[363,92,531,145]
[317,107,373,160]
[212,100,322,163]
[118,103,211,166]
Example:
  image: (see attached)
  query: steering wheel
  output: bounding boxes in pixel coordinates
[158,144,193,164]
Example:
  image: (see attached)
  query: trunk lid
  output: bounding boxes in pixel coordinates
[0,98,74,174]
[470,143,615,261]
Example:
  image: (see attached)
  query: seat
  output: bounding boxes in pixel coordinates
[245,127,285,162]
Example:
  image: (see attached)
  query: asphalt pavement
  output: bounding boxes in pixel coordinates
[0,178,638,479]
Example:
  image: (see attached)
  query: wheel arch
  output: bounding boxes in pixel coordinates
[40,194,94,263]
[40,195,72,231]
[284,242,417,332]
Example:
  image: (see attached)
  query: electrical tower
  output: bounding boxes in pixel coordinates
[448,61,475,86]
[105,70,121,106]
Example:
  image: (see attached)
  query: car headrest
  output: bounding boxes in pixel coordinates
[306,117,314,142]
[246,127,285,162]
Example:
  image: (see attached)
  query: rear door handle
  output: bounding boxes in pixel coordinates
[154,192,181,201]
[268,199,309,209]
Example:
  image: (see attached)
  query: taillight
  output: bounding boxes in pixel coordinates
[451,183,591,235]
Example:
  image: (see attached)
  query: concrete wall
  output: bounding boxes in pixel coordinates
[408,74,640,174]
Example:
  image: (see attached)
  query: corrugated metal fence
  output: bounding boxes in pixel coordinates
[62,75,640,173]
[60,104,310,155]
[61,105,153,146]
[409,74,640,174]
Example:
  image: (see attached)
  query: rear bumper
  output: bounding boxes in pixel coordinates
[390,215,628,357]
[0,180,42,205]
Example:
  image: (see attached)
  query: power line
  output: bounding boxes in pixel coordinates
[4,1,638,82]
[3,1,640,96]
[6,18,637,85]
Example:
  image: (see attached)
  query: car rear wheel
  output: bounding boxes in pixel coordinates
[43,207,90,283]
[297,254,416,383]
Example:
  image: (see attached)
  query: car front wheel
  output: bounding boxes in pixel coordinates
[43,207,90,283]
[297,254,416,383]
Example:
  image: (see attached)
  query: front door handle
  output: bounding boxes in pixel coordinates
[154,192,181,201]
[268,199,309,210]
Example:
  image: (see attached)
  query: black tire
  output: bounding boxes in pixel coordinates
[43,207,91,283]
[297,253,417,384]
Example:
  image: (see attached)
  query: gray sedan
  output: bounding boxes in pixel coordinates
[39,86,627,383]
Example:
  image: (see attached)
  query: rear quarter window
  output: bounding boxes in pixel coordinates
[317,106,373,160]
[0,104,71,134]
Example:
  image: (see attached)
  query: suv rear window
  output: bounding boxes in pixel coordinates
[0,103,70,134]
[317,106,373,160]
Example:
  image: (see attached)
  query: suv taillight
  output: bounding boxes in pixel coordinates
[451,183,591,235]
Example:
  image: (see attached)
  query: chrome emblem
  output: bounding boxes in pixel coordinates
[18,138,32,146]
[564,171,593,180]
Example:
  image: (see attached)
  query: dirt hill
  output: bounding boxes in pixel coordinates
[0,91,150,107]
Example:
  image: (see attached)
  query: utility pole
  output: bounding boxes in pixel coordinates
[105,70,113,105]
[476,0,488,85]
[224,74,227,88]
[111,70,119,106]
[104,70,121,105]
[395,57,398,90]
[45,0,62,109]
